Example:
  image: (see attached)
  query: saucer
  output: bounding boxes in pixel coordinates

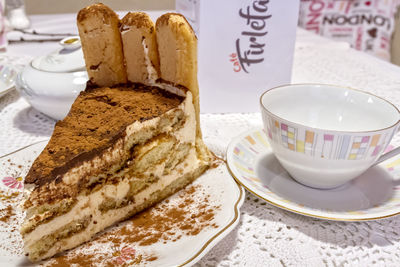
[227,128,400,221]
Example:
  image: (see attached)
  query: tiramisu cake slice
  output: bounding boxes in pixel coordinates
[21,4,211,262]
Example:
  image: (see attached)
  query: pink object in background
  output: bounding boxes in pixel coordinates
[0,0,7,49]
[385,145,395,153]
[298,0,400,61]
[2,176,23,190]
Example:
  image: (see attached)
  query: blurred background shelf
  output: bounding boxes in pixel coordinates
[25,0,175,14]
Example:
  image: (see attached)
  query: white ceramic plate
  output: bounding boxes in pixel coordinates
[0,141,244,266]
[0,65,17,98]
[227,128,400,221]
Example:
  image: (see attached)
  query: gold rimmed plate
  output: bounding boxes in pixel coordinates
[227,128,400,221]
[0,141,245,266]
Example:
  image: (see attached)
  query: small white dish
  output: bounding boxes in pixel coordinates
[0,65,17,98]
[59,36,81,50]
[15,37,88,120]
[260,84,400,189]
[227,128,400,221]
[0,141,244,266]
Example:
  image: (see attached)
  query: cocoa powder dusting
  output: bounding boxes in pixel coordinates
[95,184,219,246]
[0,205,15,223]
[26,84,183,187]
[146,256,158,262]
[44,184,220,266]
[0,191,19,202]
[0,188,24,256]
[44,254,100,267]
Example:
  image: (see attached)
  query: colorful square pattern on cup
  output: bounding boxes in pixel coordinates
[264,116,393,161]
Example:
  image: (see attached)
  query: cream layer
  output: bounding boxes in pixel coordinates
[142,38,158,83]
[142,40,186,98]
[25,148,201,258]
[24,92,197,248]
[63,91,192,186]
[24,91,194,211]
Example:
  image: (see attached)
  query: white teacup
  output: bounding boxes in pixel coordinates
[260,84,400,189]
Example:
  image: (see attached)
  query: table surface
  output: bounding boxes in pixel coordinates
[2,13,400,267]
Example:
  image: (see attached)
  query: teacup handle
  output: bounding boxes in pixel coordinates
[373,146,400,166]
[373,123,400,166]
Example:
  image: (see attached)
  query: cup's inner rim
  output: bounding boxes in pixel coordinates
[260,84,400,133]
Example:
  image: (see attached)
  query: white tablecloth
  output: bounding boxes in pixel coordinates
[2,13,400,266]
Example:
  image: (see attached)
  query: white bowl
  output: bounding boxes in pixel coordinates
[260,84,400,189]
[15,37,88,120]
[16,64,87,120]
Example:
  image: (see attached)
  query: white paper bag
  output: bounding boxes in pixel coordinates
[177,0,300,113]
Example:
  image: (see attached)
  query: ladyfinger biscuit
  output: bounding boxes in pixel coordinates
[156,13,211,160]
[120,12,160,84]
[156,14,200,129]
[77,3,127,87]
